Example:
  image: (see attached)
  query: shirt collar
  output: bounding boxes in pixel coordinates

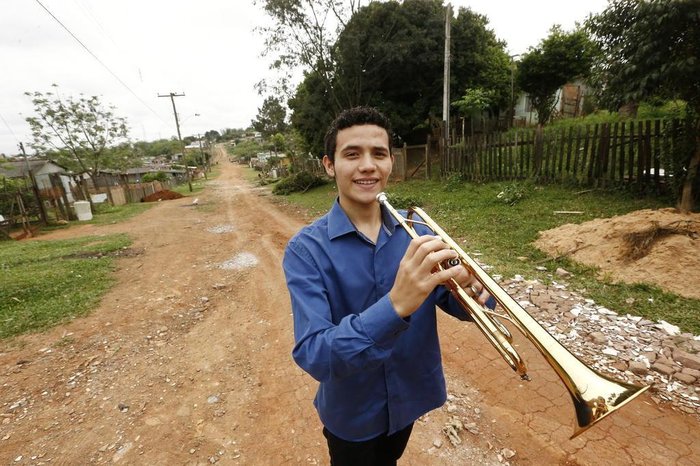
[327,198,400,240]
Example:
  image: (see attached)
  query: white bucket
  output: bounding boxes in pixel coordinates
[74,201,93,221]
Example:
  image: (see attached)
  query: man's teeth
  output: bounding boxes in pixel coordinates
[355,180,376,184]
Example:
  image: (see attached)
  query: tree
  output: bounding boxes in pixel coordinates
[288,70,336,156]
[288,0,511,152]
[252,96,289,137]
[25,85,132,178]
[586,0,700,212]
[255,0,369,108]
[204,130,221,142]
[517,26,595,125]
[269,132,287,156]
[451,87,495,137]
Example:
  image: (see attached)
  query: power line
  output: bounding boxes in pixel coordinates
[0,111,20,144]
[33,0,168,126]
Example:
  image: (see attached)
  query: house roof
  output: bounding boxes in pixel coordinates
[98,166,185,175]
[0,159,69,178]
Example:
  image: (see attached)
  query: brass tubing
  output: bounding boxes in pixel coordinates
[377,192,650,439]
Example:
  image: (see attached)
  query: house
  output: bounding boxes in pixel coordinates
[513,80,589,126]
[0,159,70,188]
[0,158,77,201]
[94,166,187,185]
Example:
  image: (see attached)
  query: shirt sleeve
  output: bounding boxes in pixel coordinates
[283,239,410,383]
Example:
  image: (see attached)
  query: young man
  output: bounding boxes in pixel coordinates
[283,106,489,465]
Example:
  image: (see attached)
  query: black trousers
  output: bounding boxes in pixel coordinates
[323,423,414,466]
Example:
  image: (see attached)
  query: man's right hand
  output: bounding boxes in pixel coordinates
[389,235,463,318]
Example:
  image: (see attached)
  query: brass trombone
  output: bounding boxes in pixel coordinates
[377,192,650,439]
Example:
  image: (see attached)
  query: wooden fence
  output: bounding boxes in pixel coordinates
[444,119,691,191]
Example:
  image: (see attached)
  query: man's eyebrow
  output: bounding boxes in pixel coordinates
[339,144,389,152]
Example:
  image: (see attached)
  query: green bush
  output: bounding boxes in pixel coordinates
[496,183,526,206]
[142,172,169,182]
[443,172,468,192]
[384,193,423,209]
[272,171,326,195]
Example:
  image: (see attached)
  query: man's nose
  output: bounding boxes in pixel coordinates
[358,153,376,171]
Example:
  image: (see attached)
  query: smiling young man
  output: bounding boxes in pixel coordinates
[283,107,489,465]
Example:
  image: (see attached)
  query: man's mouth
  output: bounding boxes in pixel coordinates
[354,179,378,185]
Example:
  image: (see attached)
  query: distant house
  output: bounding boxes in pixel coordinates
[0,159,77,201]
[184,139,208,151]
[514,80,589,126]
[0,159,70,188]
[95,166,186,186]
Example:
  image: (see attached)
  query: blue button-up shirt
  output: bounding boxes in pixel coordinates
[283,200,471,441]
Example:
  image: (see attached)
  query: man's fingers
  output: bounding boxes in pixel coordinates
[422,248,457,269]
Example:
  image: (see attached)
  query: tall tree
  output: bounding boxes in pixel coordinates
[24,85,132,178]
[289,0,511,152]
[255,0,370,107]
[251,96,289,137]
[288,71,335,157]
[586,0,700,212]
[517,26,595,125]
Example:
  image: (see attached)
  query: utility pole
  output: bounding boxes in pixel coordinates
[442,3,452,149]
[18,142,48,225]
[158,92,191,191]
[509,54,521,128]
[197,133,208,180]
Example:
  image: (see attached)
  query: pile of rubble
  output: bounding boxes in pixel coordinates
[499,273,700,416]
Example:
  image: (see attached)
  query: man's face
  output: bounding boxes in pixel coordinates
[322,124,393,211]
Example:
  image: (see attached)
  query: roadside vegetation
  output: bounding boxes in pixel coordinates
[0,234,131,339]
[0,165,223,340]
[274,179,700,335]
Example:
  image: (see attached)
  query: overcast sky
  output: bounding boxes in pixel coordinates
[0,0,609,156]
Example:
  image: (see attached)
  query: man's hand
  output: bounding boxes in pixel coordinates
[451,264,491,306]
[389,235,464,318]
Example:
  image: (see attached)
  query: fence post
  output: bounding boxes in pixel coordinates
[28,171,48,225]
[425,134,432,180]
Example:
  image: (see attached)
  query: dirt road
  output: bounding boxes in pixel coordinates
[1,148,698,465]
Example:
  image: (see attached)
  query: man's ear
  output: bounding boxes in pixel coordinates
[322,155,335,177]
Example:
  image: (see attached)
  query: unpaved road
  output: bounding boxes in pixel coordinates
[1,148,698,465]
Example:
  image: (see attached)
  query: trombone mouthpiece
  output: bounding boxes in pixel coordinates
[376,192,388,204]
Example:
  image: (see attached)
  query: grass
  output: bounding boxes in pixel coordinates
[36,201,154,234]
[89,202,154,225]
[0,234,132,339]
[171,177,208,196]
[0,173,222,339]
[275,179,700,335]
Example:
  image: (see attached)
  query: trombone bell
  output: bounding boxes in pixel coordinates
[376,192,650,439]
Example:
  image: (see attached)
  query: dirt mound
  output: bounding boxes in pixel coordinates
[142,190,184,202]
[534,208,700,299]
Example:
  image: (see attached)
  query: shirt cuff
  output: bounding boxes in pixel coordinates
[358,294,409,347]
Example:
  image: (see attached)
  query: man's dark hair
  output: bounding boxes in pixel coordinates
[324,106,392,162]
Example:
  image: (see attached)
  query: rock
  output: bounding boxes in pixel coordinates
[629,361,648,375]
[657,320,680,335]
[555,267,572,278]
[673,372,697,385]
[651,362,675,376]
[589,332,607,345]
[673,350,700,371]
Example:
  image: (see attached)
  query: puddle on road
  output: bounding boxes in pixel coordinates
[219,252,259,270]
[207,224,235,234]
